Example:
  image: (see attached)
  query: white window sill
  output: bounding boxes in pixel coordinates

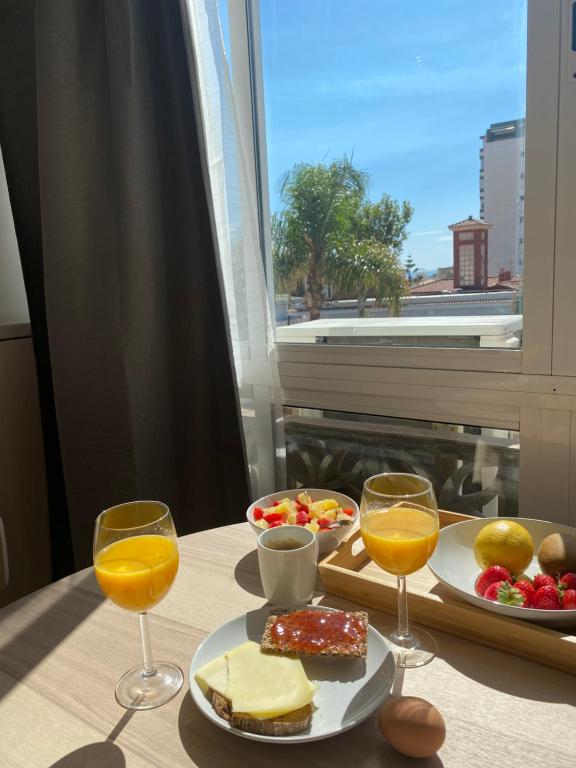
[276,315,522,349]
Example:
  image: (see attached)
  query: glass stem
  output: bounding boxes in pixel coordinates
[139,612,156,677]
[397,576,410,639]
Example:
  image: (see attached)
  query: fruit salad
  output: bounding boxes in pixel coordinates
[252,492,355,533]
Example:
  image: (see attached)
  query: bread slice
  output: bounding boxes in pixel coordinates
[261,609,368,659]
[207,688,312,736]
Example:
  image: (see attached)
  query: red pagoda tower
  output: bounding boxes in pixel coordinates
[448,216,492,290]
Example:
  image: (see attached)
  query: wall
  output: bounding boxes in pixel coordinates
[0,146,28,325]
[0,333,52,607]
[482,135,524,275]
[0,146,51,606]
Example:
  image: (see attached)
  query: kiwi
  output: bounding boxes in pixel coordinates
[537,532,576,576]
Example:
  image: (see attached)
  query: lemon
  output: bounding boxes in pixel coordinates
[473,520,534,574]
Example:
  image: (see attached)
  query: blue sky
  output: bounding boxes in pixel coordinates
[258,0,526,272]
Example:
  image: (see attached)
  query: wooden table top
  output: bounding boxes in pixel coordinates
[0,523,574,767]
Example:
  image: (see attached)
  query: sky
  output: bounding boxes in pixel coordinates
[257,0,527,272]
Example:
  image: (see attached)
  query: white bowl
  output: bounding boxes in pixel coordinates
[246,489,359,555]
[428,517,576,627]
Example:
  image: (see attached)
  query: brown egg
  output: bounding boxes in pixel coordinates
[378,696,446,758]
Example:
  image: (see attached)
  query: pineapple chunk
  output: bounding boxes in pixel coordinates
[318,499,339,512]
[287,511,298,525]
[269,500,291,517]
[305,520,320,533]
[323,509,337,521]
[254,519,268,529]
[308,502,324,519]
[298,492,313,507]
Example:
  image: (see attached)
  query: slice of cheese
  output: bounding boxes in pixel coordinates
[194,640,315,720]
[226,641,313,719]
[194,653,228,697]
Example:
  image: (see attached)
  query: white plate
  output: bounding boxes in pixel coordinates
[188,605,394,743]
[428,517,576,627]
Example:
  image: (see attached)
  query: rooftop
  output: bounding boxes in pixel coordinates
[410,274,522,295]
[483,118,526,143]
[448,215,492,231]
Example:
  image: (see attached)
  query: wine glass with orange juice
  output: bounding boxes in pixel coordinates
[360,474,439,668]
[93,500,183,709]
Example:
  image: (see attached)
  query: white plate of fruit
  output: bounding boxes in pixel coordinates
[428,517,576,626]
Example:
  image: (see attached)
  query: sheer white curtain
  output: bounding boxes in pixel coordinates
[181,0,284,498]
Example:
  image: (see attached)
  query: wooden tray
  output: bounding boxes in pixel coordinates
[318,510,576,675]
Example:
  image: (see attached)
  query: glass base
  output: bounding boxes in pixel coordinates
[115,662,184,710]
[385,625,437,669]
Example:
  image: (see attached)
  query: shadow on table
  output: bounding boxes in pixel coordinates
[314,594,576,706]
[48,743,125,768]
[234,549,326,600]
[177,690,444,768]
[433,633,576,706]
[0,570,105,705]
[47,707,136,767]
[233,549,265,598]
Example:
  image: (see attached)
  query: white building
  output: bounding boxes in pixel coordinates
[479,119,525,275]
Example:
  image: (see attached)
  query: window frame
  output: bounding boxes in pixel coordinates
[232,0,559,375]
[228,0,569,384]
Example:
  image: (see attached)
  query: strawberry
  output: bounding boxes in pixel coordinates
[342,508,355,516]
[475,565,512,597]
[533,573,556,591]
[263,511,283,524]
[561,589,576,610]
[494,582,528,607]
[513,579,536,607]
[484,580,507,601]
[532,585,561,610]
[559,573,576,591]
[267,520,282,528]
[253,507,264,521]
[296,510,310,525]
[317,518,331,529]
[272,500,281,507]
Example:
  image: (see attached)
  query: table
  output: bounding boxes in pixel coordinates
[0,523,574,767]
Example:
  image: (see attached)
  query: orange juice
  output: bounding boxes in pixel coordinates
[94,535,179,612]
[361,507,438,576]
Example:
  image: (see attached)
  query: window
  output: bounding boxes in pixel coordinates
[459,245,475,287]
[285,408,519,517]
[222,0,576,527]
[257,1,527,349]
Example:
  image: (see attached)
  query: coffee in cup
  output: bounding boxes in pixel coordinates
[257,525,319,605]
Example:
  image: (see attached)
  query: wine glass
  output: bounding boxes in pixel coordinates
[360,473,439,668]
[93,500,183,709]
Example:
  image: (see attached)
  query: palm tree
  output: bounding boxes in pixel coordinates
[272,157,412,319]
[272,157,366,319]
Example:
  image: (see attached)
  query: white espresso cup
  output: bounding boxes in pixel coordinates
[257,525,319,606]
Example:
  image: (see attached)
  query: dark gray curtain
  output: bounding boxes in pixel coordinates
[0,0,251,572]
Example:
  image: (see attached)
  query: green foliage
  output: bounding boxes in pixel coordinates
[353,197,413,256]
[326,239,406,315]
[272,156,413,316]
